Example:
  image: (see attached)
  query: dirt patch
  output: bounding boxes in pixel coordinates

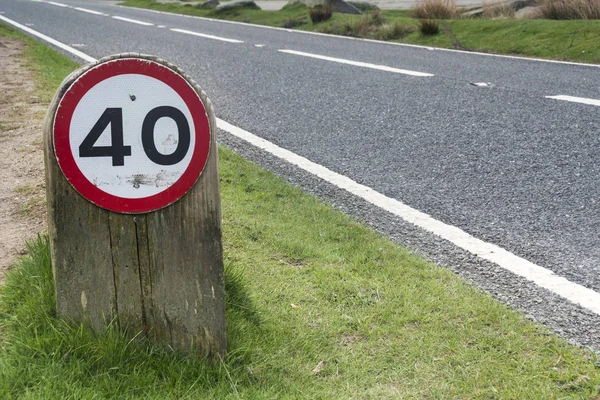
[340,333,366,346]
[0,37,47,281]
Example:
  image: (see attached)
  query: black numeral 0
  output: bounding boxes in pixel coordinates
[142,106,190,166]
[78,106,191,167]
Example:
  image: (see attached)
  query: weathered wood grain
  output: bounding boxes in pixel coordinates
[43,53,226,358]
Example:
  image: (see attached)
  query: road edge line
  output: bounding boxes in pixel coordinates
[215,118,600,316]
[0,14,96,63]
[3,13,600,317]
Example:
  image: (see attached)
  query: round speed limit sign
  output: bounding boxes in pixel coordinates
[53,57,211,214]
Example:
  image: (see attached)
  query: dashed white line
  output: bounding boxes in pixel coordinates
[546,95,600,107]
[0,14,96,63]
[117,4,600,69]
[74,7,106,16]
[170,28,244,44]
[47,1,69,7]
[2,13,600,317]
[112,16,154,26]
[278,49,434,77]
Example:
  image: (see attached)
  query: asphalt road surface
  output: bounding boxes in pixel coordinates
[1,0,599,350]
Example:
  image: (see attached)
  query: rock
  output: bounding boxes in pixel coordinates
[511,0,536,10]
[291,0,361,14]
[196,0,219,8]
[331,0,361,14]
[215,0,260,12]
[461,0,536,17]
[515,5,542,18]
[462,7,483,16]
[347,1,378,11]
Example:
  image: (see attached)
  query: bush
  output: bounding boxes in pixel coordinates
[374,22,416,40]
[309,4,333,23]
[419,19,440,34]
[538,0,600,19]
[413,0,459,19]
[482,1,516,18]
[282,18,307,28]
[353,10,386,35]
[318,12,415,40]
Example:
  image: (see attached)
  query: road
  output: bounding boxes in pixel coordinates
[1,0,599,349]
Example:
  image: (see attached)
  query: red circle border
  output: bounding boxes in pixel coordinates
[53,58,211,214]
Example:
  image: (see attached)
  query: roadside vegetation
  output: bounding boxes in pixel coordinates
[120,0,600,63]
[2,22,600,398]
[538,0,600,19]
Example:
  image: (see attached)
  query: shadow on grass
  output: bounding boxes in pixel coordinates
[0,236,261,398]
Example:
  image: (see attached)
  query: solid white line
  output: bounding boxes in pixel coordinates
[47,1,69,7]
[0,14,96,63]
[112,16,153,26]
[74,7,106,16]
[215,118,600,316]
[546,95,600,107]
[3,14,600,317]
[170,28,244,44]
[279,49,433,77]
[117,4,600,69]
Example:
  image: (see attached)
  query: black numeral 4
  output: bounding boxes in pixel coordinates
[79,108,131,166]
[78,106,190,167]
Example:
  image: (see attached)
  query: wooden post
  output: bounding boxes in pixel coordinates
[42,54,226,358]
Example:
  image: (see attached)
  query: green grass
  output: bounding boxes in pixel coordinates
[120,0,600,63]
[2,20,600,399]
[0,24,80,103]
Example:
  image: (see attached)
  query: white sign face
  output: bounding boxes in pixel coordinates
[53,58,211,214]
[70,74,195,199]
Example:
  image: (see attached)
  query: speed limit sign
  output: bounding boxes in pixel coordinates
[53,57,211,214]
[46,55,226,356]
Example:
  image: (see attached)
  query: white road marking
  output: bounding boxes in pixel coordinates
[170,28,244,44]
[74,7,106,16]
[117,5,600,69]
[278,49,433,77]
[157,25,166,28]
[2,14,600,317]
[546,95,600,107]
[112,16,154,26]
[47,1,69,7]
[0,14,96,63]
[216,119,600,315]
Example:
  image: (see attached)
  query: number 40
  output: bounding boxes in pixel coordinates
[79,106,191,166]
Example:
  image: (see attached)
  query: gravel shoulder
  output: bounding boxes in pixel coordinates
[0,38,47,281]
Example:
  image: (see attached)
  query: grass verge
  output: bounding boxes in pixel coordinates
[0,24,79,103]
[2,21,600,399]
[120,0,600,63]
